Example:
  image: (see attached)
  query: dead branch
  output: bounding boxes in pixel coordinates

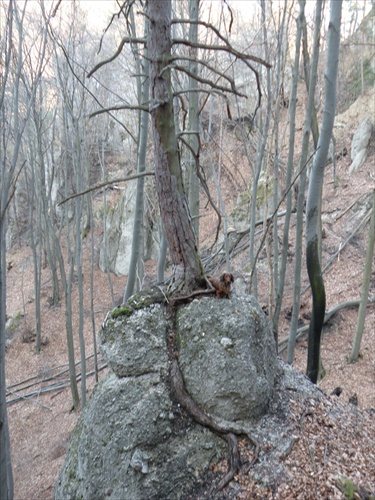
[6,363,107,406]
[87,36,146,78]
[177,134,222,246]
[172,19,271,69]
[89,103,148,118]
[57,171,154,206]
[168,55,240,91]
[278,296,375,351]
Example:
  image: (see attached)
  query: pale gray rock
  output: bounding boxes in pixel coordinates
[99,184,136,276]
[349,118,373,173]
[176,296,277,422]
[55,295,279,499]
[54,372,224,500]
[100,303,169,377]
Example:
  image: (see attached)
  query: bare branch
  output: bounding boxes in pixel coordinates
[173,38,271,69]
[58,171,155,206]
[161,64,247,98]
[178,134,222,246]
[89,104,148,118]
[51,0,63,17]
[168,55,239,90]
[87,36,146,78]
[98,1,129,54]
[174,88,227,99]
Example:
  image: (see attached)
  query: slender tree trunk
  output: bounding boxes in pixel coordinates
[273,0,303,342]
[124,18,150,303]
[147,0,204,293]
[272,1,288,317]
[349,189,375,363]
[0,222,13,500]
[306,0,342,383]
[249,0,272,298]
[288,0,322,364]
[187,0,200,244]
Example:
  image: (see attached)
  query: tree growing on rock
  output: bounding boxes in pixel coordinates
[88,0,270,296]
[146,0,270,295]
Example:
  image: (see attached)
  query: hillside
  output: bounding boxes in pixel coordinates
[4,79,374,498]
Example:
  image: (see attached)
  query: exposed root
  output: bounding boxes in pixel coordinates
[169,357,259,494]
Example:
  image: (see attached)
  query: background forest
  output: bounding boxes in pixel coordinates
[0,0,374,498]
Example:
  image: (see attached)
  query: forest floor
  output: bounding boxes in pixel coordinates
[4,89,375,499]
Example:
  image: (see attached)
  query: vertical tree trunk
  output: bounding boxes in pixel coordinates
[187,0,200,244]
[349,189,375,363]
[124,15,150,303]
[273,0,303,342]
[249,0,272,299]
[288,0,322,364]
[147,0,204,292]
[0,222,13,500]
[306,0,342,383]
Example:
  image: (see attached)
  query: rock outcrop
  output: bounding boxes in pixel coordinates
[54,294,277,499]
[349,118,374,173]
[54,291,346,499]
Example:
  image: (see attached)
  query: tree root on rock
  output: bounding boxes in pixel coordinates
[169,357,259,494]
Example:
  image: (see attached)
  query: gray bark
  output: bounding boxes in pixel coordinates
[187,0,200,244]
[272,1,288,314]
[147,0,204,292]
[306,0,342,383]
[272,0,303,342]
[249,0,272,298]
[288,0,322,364]
[349,189,375,363]
[1,0,47,493]
[124,15,150,303]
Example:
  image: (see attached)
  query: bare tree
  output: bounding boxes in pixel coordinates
[288,0,322,364]
[272,0,304,342]
[306,0,342,383]
[147,0,205,293]
[349,188,375,363]
[0,0,48,495]
[124,11,150,302]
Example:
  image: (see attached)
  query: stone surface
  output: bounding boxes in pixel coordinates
[100,302,169,378]
[55,295,278,499]
[177,296,277,421]
[349,118,373,173]
[54,372,224,500]
[99,184,136,276]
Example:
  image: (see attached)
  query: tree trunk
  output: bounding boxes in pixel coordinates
[187,0,200,244]
[273,0,303,341]
[288,0,322,364]
[0,223,13,500]
[349,189,375,363]
[306,0,342,383]
[249,0,272,298]
[124,15,150,303]
[147,0,204,293]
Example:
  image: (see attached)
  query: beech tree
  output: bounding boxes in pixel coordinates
[305,0,342,383]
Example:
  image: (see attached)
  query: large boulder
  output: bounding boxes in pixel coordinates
[176,296,276,421]
[54,293,278,499]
